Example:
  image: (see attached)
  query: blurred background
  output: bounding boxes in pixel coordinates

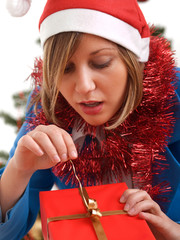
[0,0,179,239]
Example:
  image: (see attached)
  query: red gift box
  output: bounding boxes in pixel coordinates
[40,183,155,240]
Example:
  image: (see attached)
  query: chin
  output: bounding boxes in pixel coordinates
[83,117,107,127]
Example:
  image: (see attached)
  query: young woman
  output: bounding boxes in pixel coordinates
[0,0,180,239]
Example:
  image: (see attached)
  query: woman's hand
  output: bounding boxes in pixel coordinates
[13,124,78,173]
[0,124,78,218]
[120,189,180,240]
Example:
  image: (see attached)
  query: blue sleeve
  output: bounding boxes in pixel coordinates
[165,69,180,223]
[0,92,55,240]
[154,68,180,223]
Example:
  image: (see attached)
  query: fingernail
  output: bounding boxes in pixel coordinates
[61,153,67,162]
[70,150,78,159]
[53,155,61,163]
[128,208,135,215]
[38,149,44,155]
[124,204,130,211]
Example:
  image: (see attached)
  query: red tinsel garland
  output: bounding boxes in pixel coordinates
[29,35,177,202]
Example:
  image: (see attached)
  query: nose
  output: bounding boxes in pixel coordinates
[75,66,96,94]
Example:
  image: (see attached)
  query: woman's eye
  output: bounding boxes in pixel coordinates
[92,60,111,69]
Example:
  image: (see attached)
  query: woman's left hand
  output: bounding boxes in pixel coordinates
[120,189,180,240]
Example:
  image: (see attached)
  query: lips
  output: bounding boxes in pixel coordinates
[82,102,101,107]
[79,101,103,115]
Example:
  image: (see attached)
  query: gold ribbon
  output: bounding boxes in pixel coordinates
[47,160,127,240]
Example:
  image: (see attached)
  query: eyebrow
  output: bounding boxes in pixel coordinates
[90,47,117,55]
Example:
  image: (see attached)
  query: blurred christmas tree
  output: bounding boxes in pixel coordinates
[0,91,30,129]
[0,90,31,167]
[152,26,165,37]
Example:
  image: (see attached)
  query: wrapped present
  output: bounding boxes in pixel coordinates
[40,182,155,240]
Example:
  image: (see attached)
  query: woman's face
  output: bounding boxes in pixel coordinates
[59,34,128,126]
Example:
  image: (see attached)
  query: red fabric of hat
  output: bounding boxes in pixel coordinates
[39,0,150,62]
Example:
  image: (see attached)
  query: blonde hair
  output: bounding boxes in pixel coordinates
[108,45,144,129]
[34,32,143,129]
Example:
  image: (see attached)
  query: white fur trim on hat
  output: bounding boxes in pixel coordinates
[6,0,31,17]
[40,9,150,62]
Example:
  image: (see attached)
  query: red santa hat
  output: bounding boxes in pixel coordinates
[7,0,150,62]
[40,0,150,62]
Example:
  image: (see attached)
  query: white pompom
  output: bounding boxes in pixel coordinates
[6,0,31,17]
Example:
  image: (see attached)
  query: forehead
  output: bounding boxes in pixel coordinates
[75,33,118,53]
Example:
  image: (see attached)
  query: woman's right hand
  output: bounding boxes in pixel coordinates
[13,124,78,174]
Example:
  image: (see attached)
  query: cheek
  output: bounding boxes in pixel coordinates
[110,71,128,98]
[60,89,71,102]
[59,82,72,100]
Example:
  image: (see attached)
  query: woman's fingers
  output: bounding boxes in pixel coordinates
[18,134,44,157]
[120,188,162,217]
[120,189,151,212]
[62,131,78,160]
[15,124,78,172]
[127,199,161,216]
[38,125,78,161]
[30,130,61,163]
[28,125,78,163]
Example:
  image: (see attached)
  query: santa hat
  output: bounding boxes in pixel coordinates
[7,0,150,62]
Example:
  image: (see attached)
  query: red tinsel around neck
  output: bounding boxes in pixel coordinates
[29,35,177,202]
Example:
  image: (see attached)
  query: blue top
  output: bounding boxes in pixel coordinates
[0,71,179,240]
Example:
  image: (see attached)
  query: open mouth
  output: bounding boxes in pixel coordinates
[79,101,104,115]
[81,102,102,107]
